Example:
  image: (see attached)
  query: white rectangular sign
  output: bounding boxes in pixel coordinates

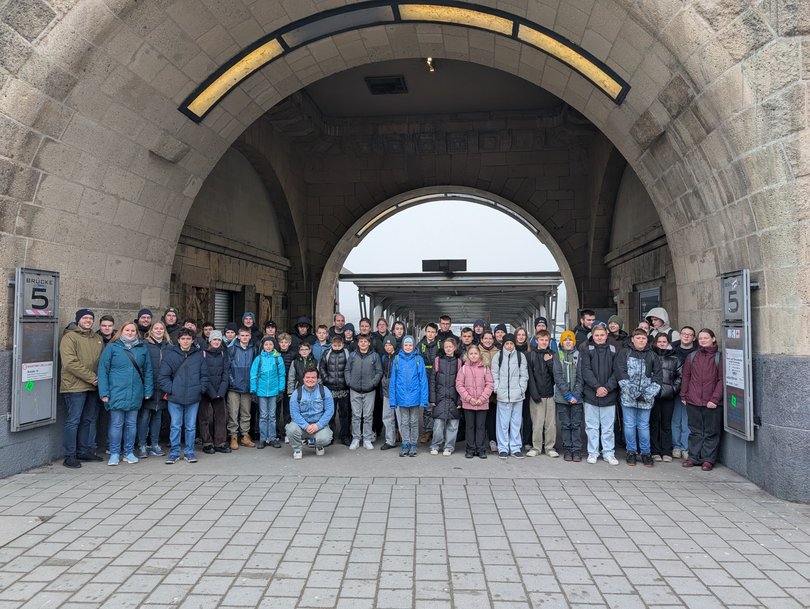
[724,348,745,390]
[21,361,54,382]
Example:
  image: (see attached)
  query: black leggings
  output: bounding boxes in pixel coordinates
[465,410,487,455]
[650,398,675,457]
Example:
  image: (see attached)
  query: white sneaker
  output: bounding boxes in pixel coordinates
[606,454,619,465]
[284,436,289,444]
[443,449,452,456]
[293,449,302,460]
[489,440,497,453]
[430,449,439,455]
[672,448,682,459]
[586,454,598,464]
[547,449,559,458]
[349,439,360,450]
[363,440,374,450]
[682,451,689,460]
[315,446,325,456]
[526,449,539,457]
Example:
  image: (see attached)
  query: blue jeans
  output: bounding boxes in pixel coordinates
[108,410,138,456]
[623,405,651,455]
[431,418,459,452]
[258,396,278,442]
[62,391,99,457]
[137,409,162,448]
[496,401,522,454]
[168,401,199,457]
[671,397,689,451]
[584,403,615,457]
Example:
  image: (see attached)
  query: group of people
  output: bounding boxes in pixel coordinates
[59,305,723,469]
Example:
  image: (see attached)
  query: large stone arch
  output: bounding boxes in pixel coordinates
[1,0,808,497]
[313,186,580,324]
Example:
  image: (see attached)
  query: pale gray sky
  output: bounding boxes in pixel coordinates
[338,200,567,324]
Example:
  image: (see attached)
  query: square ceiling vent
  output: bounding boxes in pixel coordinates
[365,75,408,95]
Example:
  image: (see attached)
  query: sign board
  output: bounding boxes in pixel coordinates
[720,269,754,441]
[12,268,60,431]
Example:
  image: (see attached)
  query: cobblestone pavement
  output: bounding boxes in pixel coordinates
[0,447,809,609]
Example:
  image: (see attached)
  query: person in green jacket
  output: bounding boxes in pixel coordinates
[97,321,154,466]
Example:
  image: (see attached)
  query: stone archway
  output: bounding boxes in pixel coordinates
[313,186,580,325]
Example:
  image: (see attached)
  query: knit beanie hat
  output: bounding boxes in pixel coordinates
[261,335,276,349]
[137,308,153,319]
[75,308,94,323]
[225,322,238,333]
[403,335,415,346]
[534,316,548,326]
[208,330,223,342]
[242,312,255,323]
[560,330,576,345]
[473,319,486,329]
[502,333,516,345]
[608,315,623,328]
[383,335,397,349]
[344,323,355,333]
[164,307,179,317]
[494,323,507,334]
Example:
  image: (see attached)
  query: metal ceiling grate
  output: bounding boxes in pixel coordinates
[364,75,408,95]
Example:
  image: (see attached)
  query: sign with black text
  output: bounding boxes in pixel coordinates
[720,269,754,441]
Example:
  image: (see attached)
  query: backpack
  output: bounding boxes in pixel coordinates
[497,348,523,368]
[688,350,721,368]
[296,383,326,402]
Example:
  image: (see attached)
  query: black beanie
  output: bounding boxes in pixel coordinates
[225,322,238,333]
[75,308,94,323]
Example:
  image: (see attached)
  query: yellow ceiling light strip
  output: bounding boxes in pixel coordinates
[186,39,284,118]
[517,25,622,100]
[398,4,513,36]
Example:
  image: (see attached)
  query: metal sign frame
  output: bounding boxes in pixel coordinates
[11,268,60,432]
[720,269,754,441]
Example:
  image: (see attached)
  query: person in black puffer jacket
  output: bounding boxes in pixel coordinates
[199,330,230,454]
[378,335,399,449]
[428,337,462,455]
[320,335,349,443]
[158,328,209,463]
[579,325,619,465]
[138,321,172,458]
[650,333,682,462]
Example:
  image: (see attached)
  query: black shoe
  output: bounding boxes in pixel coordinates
[256,441,266,449]
[572,453,582,463]
[564,451,573,462]
[203,445,215,454]
[626,452,637,466]
[498,452,508,460]
[642,454,654,467]
[77,453,103,462]
[380,443,395,451]
[270,439,282,448]
[478,450,487,459]
[214,445,230,453]
[465,452,475,459]
[63,457,81,468]
[342,438,352,447]
[512,451,525,459]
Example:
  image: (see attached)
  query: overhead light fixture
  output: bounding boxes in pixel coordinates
[425,57,435,73]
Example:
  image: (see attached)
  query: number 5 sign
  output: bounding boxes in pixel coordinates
[721,270,749,323]
[22,270,57,317]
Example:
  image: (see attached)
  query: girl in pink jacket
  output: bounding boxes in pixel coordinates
[456,345,494,459]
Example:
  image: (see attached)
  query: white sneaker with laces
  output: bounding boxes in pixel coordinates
[349,439,360,450]
[547,449,559,458]
[606,454,619,465]
[315,446,325,456]
[363,440,374,450]
[293,449,302,459]
[586,454,598,464]
[526,449,539,457]
[443,449,452,456]
[430,449,439,455]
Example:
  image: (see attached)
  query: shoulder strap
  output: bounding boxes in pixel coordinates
[498,350,504,368]
[297,384,326,401]
[714,352,720,367]
[123,349,145,383]
[689,350,697,364]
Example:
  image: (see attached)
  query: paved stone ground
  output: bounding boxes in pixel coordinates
[0,447,809,609]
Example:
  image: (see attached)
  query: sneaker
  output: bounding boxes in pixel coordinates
[512,452,525,459]
[465,452,475,459]
[293,449,303,460]
[363,440,374,450]
[256,441,266,449]
[489,440,498,453]
[682,459,696,468]
[701,461,714,471]
[642,454,654,467]
[214,445,230,453]
[443,449,452,456]
[586,454,598,464]
[203,445,215,454]
[380,443,395,450]
[682,451,689,460]
[270,439,282,448]
[349,439,360,450]
[563,451,573,462]
[400,445,409,457]
[63,457,81,469]
[498,452,508,460]
[626,452,637,466]
[478,451,487,459]
[547,449,559,458]
[107,454,120,466]
[430,449,439,455]
[652,454,663,462]
[165,454,180,464]
[122,453,139,464]
[315,446,325,456]
[77,453,103,462]
[662,455,672,463]
[672,448,682,459]
[184,453,198,463]
[526,449,539,457]
[138,446,149,459]
[572,453,582,463]
[149,444,165,457]
[606,454,619,466]
[408,445,417,457]
[284,436,289,444]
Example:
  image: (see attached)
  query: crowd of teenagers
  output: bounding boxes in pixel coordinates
[58,306,723,469]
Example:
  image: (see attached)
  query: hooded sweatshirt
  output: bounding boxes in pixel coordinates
[646,307,680,343]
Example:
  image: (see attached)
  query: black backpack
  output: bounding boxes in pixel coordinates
[296,383,326,401]
[497,348,523,368]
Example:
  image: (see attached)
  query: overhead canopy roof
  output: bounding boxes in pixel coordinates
[341,271,562,326]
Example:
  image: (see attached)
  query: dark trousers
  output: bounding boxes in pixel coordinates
[372,386,384,435]
[485,398,497,445]
[687,404,723,464]
[335,394,351,443]
[650,397,675,457]
[556,402,583,454]
[198,395,228,448]
[614,400,625,448]
[465,409,487,455]
[521,395,533,448]
[276,394,290,439]
[96,399,109,452]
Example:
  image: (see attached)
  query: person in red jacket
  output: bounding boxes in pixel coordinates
[680,328,723,471]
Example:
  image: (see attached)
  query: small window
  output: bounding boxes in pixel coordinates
[638,287,661,320]
[214,289,236,331]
